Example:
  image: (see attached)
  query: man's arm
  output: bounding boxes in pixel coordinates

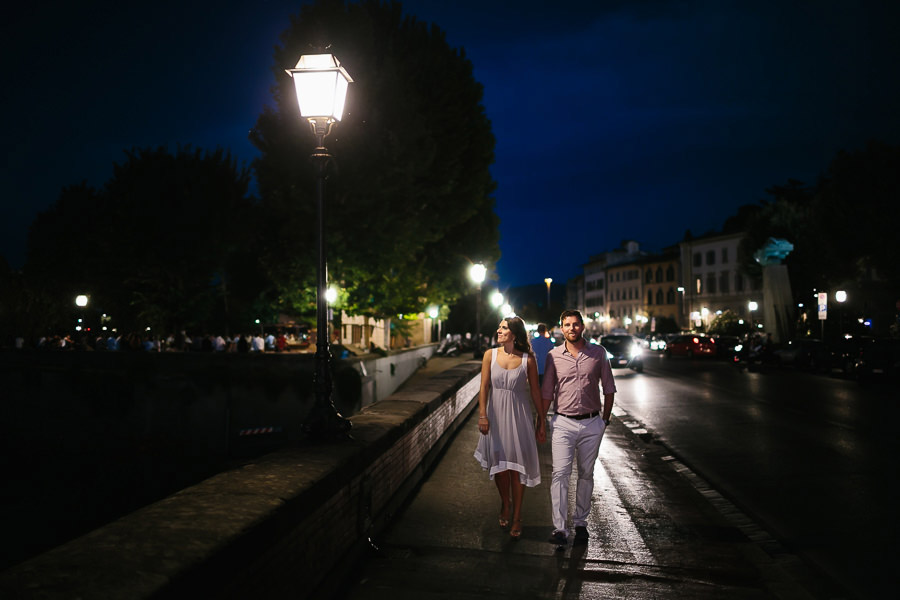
[602,393,614,423]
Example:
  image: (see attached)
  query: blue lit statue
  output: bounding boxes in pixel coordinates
[753,237,794,265]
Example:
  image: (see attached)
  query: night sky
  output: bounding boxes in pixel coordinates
[3,0,899,289]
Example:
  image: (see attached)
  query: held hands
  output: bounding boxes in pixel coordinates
[535,415,546,444]
[478,415,489,435]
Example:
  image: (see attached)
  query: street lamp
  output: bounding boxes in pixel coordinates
[286,53,353,439]
[470,263,487,358]
[748,301,758,332]
[544,277,552,308]
[835,290,847,336]
[74,294,89,333]
[490,291,504,311]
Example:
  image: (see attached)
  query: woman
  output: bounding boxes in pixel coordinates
[474,316,545,538]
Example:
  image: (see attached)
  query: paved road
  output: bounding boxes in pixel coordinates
[613,353,897,599]
[340,385,833,599]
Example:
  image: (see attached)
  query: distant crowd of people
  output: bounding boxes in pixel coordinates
[11,330,301,353]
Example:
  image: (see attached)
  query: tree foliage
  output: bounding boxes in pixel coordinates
[25,146,260,334]
[739,140,900,305]
[250,0,500,320]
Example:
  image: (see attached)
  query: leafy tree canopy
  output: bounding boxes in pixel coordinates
[738,140,900,303]
[250,0,500,320]
[25,146,259,334]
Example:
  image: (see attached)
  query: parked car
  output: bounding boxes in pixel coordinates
[664,334,716,358]
[711,335,741,359]
[646,334,668,352]
[856,338,900,382]
[773,338,826,370]
[823,336,875,377]
[599,335,644,373]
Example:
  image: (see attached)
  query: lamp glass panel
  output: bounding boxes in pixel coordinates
[293,71,340,118]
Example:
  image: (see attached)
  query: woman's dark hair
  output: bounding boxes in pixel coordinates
[503,316,533,356]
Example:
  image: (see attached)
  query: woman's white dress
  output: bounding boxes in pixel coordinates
[473,348,541,487]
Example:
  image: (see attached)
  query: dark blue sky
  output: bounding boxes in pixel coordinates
[3,0,898,288]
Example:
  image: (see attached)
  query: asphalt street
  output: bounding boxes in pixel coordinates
[340,371,837,600]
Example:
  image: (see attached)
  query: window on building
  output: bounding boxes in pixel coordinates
[647,290,653,305]
[706,250,715,265]
[719,272,730,293]
[598,294,604,305]
[666,288,675,304]
[666,265,675,281]
[735,274,744,292]
[707,273,717,294]
[693,252,701,267]
[722,248,729,263]
[656,289,664,305]
[597,279,604,289]
[655,267,663,282]
[645,269,652,283]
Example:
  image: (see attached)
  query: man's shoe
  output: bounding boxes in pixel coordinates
[574,526,589,544]
[549,531,567,545]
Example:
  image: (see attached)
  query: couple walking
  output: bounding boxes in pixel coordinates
[473,310,616,544]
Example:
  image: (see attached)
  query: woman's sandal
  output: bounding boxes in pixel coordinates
[499,507,510,528]
[510,519,523,539]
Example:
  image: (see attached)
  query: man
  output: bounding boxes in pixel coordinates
[540,309,616,547]
[530,323,555,386]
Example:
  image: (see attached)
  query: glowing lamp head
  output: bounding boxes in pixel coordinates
[286,54,353,122]
[469,263,487,284]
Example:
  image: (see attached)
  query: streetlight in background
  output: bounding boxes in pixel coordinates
[286,53,353,439]
[490,290,504,313]
[427,304,440,343]
[75,294,89,333]
[748,301,758,333]
[544,277,552,309]
[835,290,847,336]
[470,263,487,358]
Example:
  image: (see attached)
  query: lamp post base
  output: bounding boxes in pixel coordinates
[303,404,352,441]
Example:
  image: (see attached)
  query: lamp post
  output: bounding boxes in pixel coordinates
[748,301,758,333]
[490,291,504,312]
[544,277,552,309]
[286,53,353,439]
[835,290,847,337]
[74,294,89,334]
[470,263,487,358]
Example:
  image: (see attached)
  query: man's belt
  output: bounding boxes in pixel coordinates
[556,411,600,421]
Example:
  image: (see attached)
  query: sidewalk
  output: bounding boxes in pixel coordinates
[341,356,829,599]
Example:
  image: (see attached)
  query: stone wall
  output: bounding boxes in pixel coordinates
[0,355,481,598]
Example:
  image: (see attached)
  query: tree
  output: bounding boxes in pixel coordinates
[708,310,746,336]
[25,146,259,334]
[250,0,500,322]
[738,141,900,336]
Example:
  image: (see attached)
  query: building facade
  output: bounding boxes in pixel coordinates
[678,232,762,329]
[638,248,682,331]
